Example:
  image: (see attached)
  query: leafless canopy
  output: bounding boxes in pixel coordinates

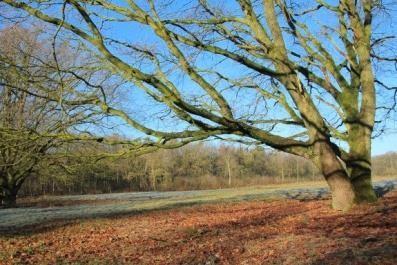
[1,0,396,209]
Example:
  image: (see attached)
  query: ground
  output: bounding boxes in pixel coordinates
[0,188,396,264]
[1,179,395,230]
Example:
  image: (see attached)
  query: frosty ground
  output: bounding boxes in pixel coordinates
[0,179,396,231]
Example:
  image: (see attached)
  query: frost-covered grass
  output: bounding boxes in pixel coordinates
[0,179,396,231]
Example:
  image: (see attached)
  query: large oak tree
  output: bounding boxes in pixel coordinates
[1,0,396,210]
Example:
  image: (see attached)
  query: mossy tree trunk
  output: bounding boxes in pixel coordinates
[347,126,377,203]
[311,128,377,210]
[313,141,354,210]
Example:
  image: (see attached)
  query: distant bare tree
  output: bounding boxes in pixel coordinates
[0,26,108,207]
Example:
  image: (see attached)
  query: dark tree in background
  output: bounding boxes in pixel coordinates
[0,26,109,207]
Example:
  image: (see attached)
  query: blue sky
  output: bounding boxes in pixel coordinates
[372,116,397,155]
[104,0,397,156]
[1,0,396,156]
[373,134,397,155]
[82,0,397,156]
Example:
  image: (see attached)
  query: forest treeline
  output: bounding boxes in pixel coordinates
[19,143,397,197]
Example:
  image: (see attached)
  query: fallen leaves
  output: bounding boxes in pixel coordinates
[0,191,396,265]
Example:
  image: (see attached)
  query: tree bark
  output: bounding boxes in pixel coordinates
[351,167,377,203]
[315,137,378,210]
[326,172,356,211]
[226,157,232,187]
[347,125,377,203]
[1,187,18,208]
[315,141,356,211]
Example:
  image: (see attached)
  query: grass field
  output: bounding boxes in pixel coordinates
[0,178,396,264]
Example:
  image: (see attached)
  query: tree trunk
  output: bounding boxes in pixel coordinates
[226,158,232,186]
[347,126,377,203]
[351,167,377,203]
[317,138,377,209]
[315,141,356,211]
[1,187,18,208]
[326,173,356,211]
[281,167,284,183]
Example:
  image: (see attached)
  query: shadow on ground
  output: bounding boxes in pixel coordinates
[170,193,397,265]
[310,244,397,265]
